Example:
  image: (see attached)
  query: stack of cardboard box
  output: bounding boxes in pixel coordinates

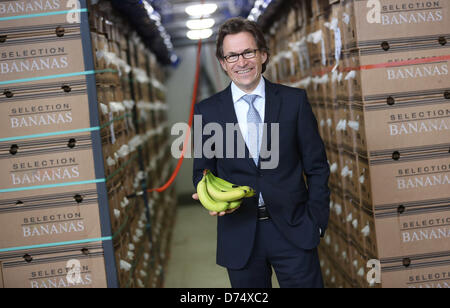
[0,0,112,288]
[266,0,450,288]
[0,0,175,288]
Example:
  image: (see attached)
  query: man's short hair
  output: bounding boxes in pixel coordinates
[216,17,270,73]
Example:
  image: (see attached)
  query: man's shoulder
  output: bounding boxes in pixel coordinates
[198,91,224,106]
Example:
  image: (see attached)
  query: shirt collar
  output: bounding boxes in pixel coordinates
[231,77,265,104]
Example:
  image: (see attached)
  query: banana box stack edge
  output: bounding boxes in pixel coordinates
[0,0,176,288]
[265,0,450,288]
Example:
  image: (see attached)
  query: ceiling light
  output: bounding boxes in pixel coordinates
[187,29,213,40]
[186,18,215,30]
[185,3,218,17]
[149,12,161,22]
[142,1,154,15]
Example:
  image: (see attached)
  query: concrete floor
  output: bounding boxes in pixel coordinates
[164,203,279,288]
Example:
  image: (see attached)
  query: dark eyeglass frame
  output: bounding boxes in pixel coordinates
[223,49,259,63]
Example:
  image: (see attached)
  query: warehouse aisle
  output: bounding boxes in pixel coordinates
[165,203,231,288]
[164,203,280,288]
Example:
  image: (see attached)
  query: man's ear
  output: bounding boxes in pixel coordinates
[261,52,268,66]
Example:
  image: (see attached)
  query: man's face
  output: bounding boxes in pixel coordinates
[219,31,267,93]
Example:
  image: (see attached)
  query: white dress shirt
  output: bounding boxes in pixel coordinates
[231,78,265,207]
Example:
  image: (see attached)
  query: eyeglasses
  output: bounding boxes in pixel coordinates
[223,49,259,63]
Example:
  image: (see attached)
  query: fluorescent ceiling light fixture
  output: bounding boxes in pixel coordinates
[143,1,154,15]
[254,0,264,7]
[248,0,273,21]
[187,29,213,40]
[185,3,218,17]
[186,18,215,30]
[150,12,161,22]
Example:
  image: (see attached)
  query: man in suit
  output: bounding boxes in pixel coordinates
[192,17,330,288]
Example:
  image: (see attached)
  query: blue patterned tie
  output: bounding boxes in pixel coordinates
[242,94,261,166]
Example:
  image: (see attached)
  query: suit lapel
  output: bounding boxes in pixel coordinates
[217,84,238,128]
[260,78,281,167]
[263,78,281,128]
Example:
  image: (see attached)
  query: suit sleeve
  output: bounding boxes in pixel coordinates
[297,90,330,237]
[192,103,217,190]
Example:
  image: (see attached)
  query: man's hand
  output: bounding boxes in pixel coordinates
[192,193,240,216]
[192,193,199,200]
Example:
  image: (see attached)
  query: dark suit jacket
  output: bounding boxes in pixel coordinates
[193,78,330,270]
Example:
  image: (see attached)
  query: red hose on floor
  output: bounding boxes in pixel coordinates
[147,38,203,193]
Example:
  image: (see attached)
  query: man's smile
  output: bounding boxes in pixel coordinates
[235,68,254,75]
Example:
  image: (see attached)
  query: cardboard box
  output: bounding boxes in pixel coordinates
[329,100,344,148]
[380,251,450,288]
[323,2,343,67]
[107,168,141,237]
[318,250,332,287]
[0,23,80,41]
[351,44,450,99]
[0,0,82,29]
[317,100,330,144]
[345,193,363,248]
[0,133,97,199]
[330,220,352,272]
[323,101,334,147]
[132,237,152,288]
[112,198,148,288]
[322,246,354,288]
[339,0,357,50]
[357,154,373,206]
[341,150,359,198]
[0,31,86,88]
[368,146,450,206]
[0,79,90,139]
[306,20,323,64]
[311,0,330,18]
[374,198,450,259]
[358,96,450,156]
[352,0,450,47]
[360,203,378,259]
[324,99,336,148]
[327,146,340,189]
[348,240,368,287]
[339,49,362,100]
[349,102,367,156]
[0,241,108,288]
[287,5,299,33]
[0,188,102,250]
[339,104,354,153]
[91,32,120,85]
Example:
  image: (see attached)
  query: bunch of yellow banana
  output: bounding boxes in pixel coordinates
[197,169,255,212]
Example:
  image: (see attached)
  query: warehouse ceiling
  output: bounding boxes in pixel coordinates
[151,0,256,47]
[110,0,280,65]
